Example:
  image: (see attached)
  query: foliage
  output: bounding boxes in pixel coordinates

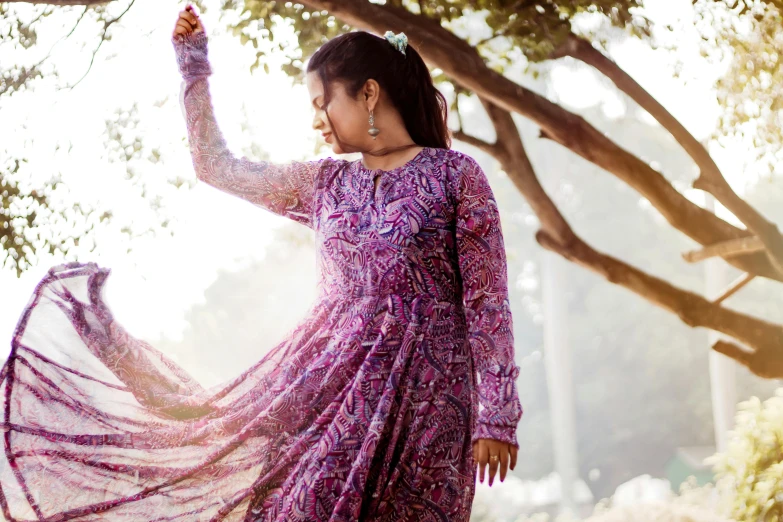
[219,0,651,81]
[0,1,183,276]
[219,0,349,78]
[0,157,113,277]
[709,389,783,521]
[693,0,783,180]
[0,2,137,95]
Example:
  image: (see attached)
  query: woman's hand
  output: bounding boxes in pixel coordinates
[173,4,204,39]
[473,438,517,486]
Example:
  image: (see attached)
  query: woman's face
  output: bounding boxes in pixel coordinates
[306,71,372,155]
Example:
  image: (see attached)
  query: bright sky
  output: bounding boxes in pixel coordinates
[0,0,751,355]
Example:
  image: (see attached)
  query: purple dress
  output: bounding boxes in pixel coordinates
[0,31,522,521]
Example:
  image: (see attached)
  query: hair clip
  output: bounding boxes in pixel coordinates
[384,31,408,56]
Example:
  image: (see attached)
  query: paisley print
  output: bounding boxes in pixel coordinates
[0,31,522,521]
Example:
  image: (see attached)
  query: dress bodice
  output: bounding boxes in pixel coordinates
[314,148,463,303]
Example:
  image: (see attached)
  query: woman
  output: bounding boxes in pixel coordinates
[0,6,522,520]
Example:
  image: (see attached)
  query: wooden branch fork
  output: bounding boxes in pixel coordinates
[683,236,765,263]
[553,32,783,276]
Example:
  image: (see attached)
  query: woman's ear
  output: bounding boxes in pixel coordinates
[363,79,380,112]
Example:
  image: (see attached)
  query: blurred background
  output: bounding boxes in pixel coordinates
[2,0,783,520]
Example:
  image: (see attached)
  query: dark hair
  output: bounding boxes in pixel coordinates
[306,30,451,156]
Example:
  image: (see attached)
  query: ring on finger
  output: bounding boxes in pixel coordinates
[489,454,499,462]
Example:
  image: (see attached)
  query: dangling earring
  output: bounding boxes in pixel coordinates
[368,110,380,139]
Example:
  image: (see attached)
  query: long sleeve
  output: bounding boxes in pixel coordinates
[172,31,326,228]
[454,155,523,448]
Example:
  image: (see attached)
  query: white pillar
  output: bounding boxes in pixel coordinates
[704,194,737,452]
[541,250,580,513]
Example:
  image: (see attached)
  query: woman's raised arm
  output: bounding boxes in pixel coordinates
[172,11,330,228]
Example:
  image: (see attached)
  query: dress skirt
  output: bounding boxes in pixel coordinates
[0,261,479,521]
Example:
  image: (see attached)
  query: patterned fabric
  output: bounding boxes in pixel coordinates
[0,30,522,521]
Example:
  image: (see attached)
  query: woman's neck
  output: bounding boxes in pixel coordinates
[360,142,422,172]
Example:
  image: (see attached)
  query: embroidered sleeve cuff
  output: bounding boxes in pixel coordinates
[474,364,522,448]
[472,422,519,449]
[172,31,212,82]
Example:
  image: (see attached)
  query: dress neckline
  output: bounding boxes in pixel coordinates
[358,146,429,175]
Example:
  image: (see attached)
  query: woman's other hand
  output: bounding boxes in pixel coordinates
[473,438,517,486]
[173,4,204,39]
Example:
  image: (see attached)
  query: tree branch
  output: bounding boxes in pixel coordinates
[1,5,90,96]
[452,130,504,158]
[471,95,783,378]
[300,0,782,282]
[451,91,507,158]
[64,6,89,39]
[682,236,764,263]
[66,0,135,89]
[474,97,574,246]
[713,273,755,305]
[556,32,783,275]
[537,230,783,379]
